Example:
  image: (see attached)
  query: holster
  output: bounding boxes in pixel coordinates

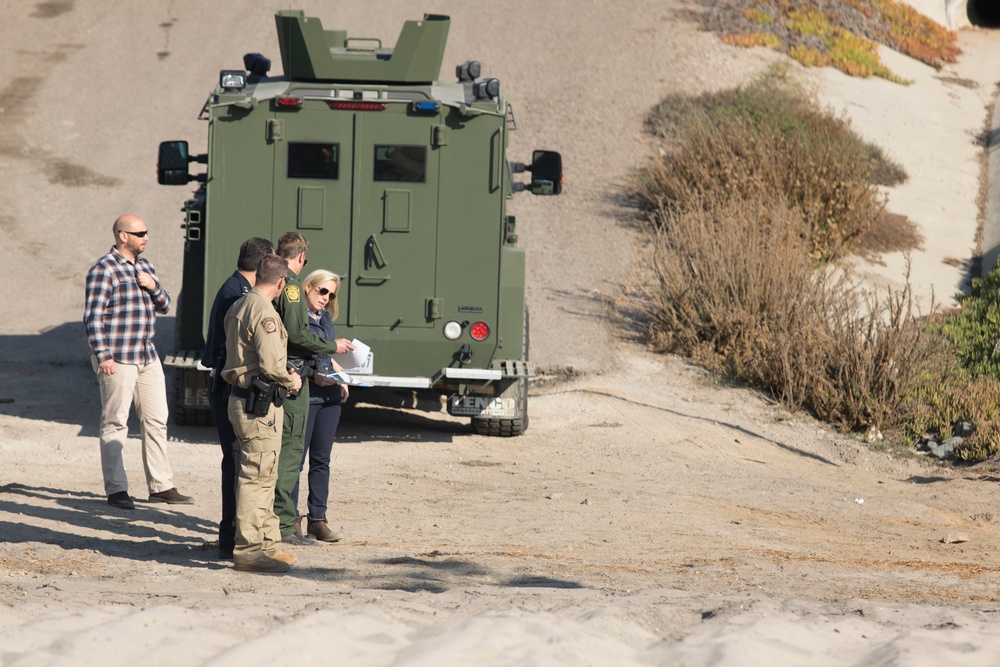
[245,376,289,416]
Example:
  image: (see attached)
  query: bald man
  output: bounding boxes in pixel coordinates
[84,214,193,510]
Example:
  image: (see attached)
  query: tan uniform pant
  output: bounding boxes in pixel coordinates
[90,354,174,496]
[228,394,283,564]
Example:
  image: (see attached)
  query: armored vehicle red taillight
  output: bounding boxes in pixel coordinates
[470,322,490,341]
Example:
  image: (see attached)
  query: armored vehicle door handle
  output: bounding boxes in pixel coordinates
[364,236,387,269]
[356,274,391,285]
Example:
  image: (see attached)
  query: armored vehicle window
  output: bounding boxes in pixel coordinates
[374,145,426,183]
[288,142,340,180]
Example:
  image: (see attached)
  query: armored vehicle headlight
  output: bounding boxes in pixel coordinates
[443,321,463,340]
[219,70,246,91]
[470,321,490,341]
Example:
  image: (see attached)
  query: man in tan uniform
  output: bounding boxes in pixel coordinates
[222,254,303,573]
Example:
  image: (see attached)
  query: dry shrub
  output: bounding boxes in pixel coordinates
[641,196,943,432]
[636,74,896,262]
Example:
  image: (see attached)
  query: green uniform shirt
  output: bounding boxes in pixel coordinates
[272,268,339,361]
[221,287,298,391]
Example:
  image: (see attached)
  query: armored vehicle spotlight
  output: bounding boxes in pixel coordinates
[474,77,500,100]
[243,52,271,78]
[219,70,246,92]
[456,60,481,81]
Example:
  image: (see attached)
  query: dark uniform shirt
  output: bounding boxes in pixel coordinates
[201,271,252,370]
[272,269,339,361]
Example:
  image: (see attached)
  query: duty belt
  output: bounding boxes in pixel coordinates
[231,385,251,400]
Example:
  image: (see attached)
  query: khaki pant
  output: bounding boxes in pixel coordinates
[228,394,283,564]
[91,354,173,496]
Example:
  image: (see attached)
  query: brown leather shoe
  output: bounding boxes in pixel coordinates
[307,516,343,542]
[233,554,290,573]
[271,550,298,566]
[148,488,194,504]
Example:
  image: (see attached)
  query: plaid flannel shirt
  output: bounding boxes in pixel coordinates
[84,247,171,365]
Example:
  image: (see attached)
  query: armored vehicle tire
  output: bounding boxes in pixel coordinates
[470,375,528,437]
[171,368,213,427]
[471,309,529,437]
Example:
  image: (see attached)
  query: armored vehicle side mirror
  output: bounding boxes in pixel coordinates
[158,141,191,185]
[158,141,207,185]
[529,150,562,196]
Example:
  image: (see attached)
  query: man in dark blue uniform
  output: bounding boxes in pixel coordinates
[202,237,274,560]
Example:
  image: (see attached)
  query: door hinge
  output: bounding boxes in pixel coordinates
[426,297,442,320]
[432,125,448,147]
[267,119,283,141]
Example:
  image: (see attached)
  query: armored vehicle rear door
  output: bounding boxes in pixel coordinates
[271,107,353,282]
[350,111,439,328]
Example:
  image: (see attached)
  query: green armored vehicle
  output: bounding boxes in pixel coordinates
[157,10,562,436]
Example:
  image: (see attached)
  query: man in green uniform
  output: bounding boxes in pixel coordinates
[223,254,303,573]
[272,232,354,544]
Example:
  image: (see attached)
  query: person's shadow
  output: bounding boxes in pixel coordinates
[0,482,224,568]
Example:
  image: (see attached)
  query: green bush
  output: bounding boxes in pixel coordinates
[939,270,1000,378]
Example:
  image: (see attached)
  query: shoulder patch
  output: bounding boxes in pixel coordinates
[262,317,278,334]
[285,285,300,303]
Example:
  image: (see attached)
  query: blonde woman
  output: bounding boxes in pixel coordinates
[291,269,349,542]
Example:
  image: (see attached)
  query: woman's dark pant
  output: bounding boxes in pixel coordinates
[291,401,341,517]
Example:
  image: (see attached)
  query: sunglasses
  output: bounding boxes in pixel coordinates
[318,287,337,298]
[123,230,148,238]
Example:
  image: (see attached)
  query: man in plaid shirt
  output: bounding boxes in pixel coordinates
[84,214,194,510]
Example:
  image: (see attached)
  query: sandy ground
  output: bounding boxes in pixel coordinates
[4,1,1000,664]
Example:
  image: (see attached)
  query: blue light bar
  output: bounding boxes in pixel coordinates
[412,101,441,113]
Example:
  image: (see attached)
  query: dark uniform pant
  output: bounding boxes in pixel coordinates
[274,381,309,536]
[207,374,238,555]
[228,395,283,564]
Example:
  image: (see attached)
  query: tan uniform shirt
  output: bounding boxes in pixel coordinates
[221,287,298,392]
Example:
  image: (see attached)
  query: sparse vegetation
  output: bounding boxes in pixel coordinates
[635,71,905,262]
[628,66,1000,462]
[698,0,960,83]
